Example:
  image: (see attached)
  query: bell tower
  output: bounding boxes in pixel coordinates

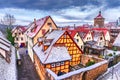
[94,11,105,28]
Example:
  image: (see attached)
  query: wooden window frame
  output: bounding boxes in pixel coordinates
[56,62,60,66]
[61,62,64,65]
[51,63,55,67]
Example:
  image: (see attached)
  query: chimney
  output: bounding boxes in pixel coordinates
[34,18,37,26]
[74,24,75,29]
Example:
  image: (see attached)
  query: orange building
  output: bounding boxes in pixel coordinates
[33,30,83,80]
[94,11,105,28]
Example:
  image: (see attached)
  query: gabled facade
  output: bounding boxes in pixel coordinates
[92,28,110,46]
[74,32,84,51]
[25,16,57,62]
[69,30,84,51]
[93,31,105,47]
[78,30,93,43]
[33,30,83,80]
[12,26,27,47]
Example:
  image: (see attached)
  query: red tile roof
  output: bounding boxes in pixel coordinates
[92,28,108,36]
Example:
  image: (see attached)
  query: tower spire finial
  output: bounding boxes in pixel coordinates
[99,10,101,14]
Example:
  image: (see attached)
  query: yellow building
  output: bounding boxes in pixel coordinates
[33,30,83,80]
[12,26,27,47]
[25,16,57,62]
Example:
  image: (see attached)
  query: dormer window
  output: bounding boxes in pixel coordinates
[51,63,55,67]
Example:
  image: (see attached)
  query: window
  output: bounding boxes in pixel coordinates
[21,37,23,41]
[100,37,103,40]
[81,46,83,49]
[51,63,55,67]
[87,37,89,40]
[19,33,21,35]
[16,37,19,41]
[61,62,64,65]
[76,39,79,42]
[47,23,52,26]
[42,29,46,35]
[15,33,17,36]
[56,63,60,66]
[77,34,79,37]
[89,37,91,39]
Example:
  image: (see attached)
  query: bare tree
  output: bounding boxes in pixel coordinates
[1,13,16,27]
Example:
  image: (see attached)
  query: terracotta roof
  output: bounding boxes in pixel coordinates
[25,16,49,38]
[66,30,77,38]
[92,28,108,36]
[78,29,90,39]
[12,26,27,33]
[18,26,27,32]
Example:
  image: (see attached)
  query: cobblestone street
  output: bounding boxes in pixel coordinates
[17,48,40,80]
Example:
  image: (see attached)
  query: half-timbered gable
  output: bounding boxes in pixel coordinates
[33,30,83,78]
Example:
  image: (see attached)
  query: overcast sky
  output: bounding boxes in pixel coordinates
[0,0,119,26]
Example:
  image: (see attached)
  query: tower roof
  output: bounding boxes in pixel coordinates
[95,11,104,18]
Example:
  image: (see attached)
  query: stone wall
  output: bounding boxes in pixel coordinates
[85,63,108,80]
[46,60,108,80]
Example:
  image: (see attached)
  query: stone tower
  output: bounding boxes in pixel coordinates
[94,11,105,28]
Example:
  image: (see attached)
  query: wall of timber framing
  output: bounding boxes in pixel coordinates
[56,32,82,66]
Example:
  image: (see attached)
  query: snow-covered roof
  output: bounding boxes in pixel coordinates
[113,33,120,47]
[12,26,27,33]
[0,33,11,44]
[33,30,71,64]
[0,43,10,51]
[0,46,17,80]
[0,38,10,47]
[25,16,49,38]
[33,44,71,64]
[0,31,11,51]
